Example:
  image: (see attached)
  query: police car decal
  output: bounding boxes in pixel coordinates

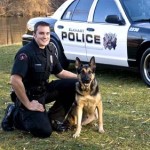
[103,33,117,50]
[22,0,150,86]
[129,27,140,32]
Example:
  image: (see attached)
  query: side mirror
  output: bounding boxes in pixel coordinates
[105,15,125,25]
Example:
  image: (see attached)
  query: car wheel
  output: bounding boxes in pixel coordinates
[50,38,69,69]
[140,48,150,86]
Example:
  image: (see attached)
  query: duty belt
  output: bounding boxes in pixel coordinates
[27,85,46,99]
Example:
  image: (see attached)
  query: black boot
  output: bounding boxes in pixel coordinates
[1,104,15,131]
[48,101,71,132]
[51,120,70,132]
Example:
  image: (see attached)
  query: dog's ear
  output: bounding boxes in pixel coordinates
[75,57,82,69]
[89,56,96,72]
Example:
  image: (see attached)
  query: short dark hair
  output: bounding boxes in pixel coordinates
[34,21,50,33]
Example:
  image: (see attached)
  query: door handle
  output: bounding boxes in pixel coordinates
[87,28,95,31]
[57,25,64,29]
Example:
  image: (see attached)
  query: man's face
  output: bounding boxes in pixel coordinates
[33,25,50,49]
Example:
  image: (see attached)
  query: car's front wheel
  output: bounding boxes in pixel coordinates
[50,38,69,69]
[140,48,150,86]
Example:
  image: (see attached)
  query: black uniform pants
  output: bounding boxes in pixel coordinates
[13,79,77,138]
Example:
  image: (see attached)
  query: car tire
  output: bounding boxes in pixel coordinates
[140,48,150,86]
[50,38,69,69]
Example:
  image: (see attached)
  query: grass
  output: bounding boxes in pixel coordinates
[0,44,149,150]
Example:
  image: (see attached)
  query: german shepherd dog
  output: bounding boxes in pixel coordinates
[66,56,104,138]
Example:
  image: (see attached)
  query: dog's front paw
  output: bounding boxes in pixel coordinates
[99,128,105,133]
[73,132,80,138]
[98,127,105,133]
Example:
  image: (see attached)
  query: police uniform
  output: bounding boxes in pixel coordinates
[11,39,77,138]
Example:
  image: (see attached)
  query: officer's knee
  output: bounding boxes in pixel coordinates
[29,125,52,138]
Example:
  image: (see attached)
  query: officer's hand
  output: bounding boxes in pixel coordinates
[28,100,45,112]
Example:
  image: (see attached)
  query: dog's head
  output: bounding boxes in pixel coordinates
[75,56,96,89]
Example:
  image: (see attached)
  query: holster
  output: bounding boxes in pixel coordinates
[10,91,17,103]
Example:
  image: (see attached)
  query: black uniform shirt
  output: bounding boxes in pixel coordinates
[11,39,63,88]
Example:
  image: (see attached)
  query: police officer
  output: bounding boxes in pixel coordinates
[1,21,77,138]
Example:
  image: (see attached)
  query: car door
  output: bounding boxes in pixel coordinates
[55,0,94,62]
[86,0,131,67]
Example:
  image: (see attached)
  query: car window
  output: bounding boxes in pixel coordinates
[93,0,120,23]
[122,0,150,22]
[62,0,79,20]
[71,0,93,22]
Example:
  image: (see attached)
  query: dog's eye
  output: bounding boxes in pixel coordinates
[81,70,85,74]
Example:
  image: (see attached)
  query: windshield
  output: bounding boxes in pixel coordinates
[122,0,150,22]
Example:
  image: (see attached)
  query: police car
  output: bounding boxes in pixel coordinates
[22,0,150,86]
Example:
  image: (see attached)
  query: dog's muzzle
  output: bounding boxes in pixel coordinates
[82,75,91,83]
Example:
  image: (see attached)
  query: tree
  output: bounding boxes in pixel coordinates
[0,0,13,16]
[0,0,66,16]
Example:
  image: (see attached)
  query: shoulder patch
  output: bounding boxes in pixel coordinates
[18,53,28,60]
